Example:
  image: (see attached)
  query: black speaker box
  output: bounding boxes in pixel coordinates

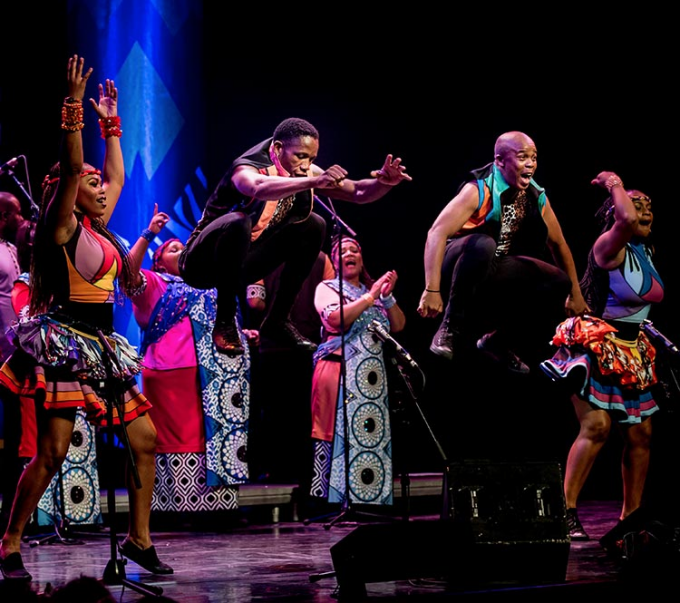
[442,459,570,584]
[330,519,473,600]
[330,460,571,599]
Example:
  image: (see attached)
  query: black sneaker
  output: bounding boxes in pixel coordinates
[476,331,530,375]
[430,322,455,360]
[566,507,590,541]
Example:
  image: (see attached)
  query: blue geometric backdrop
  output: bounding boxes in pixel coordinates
[67,0,207,348]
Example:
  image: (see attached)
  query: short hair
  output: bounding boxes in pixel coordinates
[0,191,20,213]
[273,117,319,143]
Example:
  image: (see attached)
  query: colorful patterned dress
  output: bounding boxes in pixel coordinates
[310,278,393,505]
[132,270,249,512]
[541,241,664,424]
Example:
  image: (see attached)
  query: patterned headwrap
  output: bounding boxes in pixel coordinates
[152,238,181,272]
[331,235,362,266]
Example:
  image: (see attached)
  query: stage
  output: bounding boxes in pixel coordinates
[1,487,677,602]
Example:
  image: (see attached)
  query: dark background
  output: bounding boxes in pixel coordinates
[1,5,677,503]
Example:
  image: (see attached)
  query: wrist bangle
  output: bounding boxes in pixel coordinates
[361,293,375,306]
[140,228,155,243]
[246,284,266,301]
[99,116,122,139]
[605,175,623,192]
[61,97,84,132]
[425,288,440,293]
[380,293,396,310]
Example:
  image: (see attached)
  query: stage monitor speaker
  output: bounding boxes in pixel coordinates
[330,460,571,599]
[330,519,472,600]
[442,459,570,584]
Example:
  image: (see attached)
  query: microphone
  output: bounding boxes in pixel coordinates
[0,156,20,176]
[641,319,679,356]
[367,320,418,370]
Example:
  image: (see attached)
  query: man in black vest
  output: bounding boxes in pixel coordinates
[417,131,587,373]
[180,117,411,355]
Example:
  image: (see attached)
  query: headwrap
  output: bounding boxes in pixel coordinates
[331,235,362,266]
[152,238,181,272]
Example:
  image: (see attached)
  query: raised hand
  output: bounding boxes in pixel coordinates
[91,78,118,119]
[67,54,93,101]
[147,203,170,236]
[370,154,412,186]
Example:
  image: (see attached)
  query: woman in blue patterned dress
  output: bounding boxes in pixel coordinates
[309,235,405,506]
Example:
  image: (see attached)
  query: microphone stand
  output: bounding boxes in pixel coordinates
[1,156,40,220]
[306,197,393,531]
[384,352,449,521]
[642,320,680,413]
[95,330,163,599]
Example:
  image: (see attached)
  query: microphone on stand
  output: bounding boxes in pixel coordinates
[641,319,680,357]
[367,320,419,370]
[0,156,20,176]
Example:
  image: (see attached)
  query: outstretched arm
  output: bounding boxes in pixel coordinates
[90,78,124,224]
[231,154,411,206]
[317,154,412,204]
[49,55,92,246]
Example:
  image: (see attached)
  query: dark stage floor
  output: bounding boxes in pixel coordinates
[1,498,678,603]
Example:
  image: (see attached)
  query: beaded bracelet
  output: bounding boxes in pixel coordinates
[99,116,122,139]
[380,293,396,310]
[127,270,147,298]
[61,97,84,132]
[605,175,623,192]
[361,293,375,306]
[140,229,155,242]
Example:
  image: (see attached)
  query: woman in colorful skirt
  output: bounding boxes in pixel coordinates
[0,55,171,581]
[541,172,662,541]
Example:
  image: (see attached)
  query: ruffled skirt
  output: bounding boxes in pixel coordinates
[540,315,659,424]
[0,313,151,426]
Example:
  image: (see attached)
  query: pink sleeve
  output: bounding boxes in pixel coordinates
[131,270,166,329]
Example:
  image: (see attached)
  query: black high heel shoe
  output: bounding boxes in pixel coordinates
[0,552,32,581]
[119,539,174,575]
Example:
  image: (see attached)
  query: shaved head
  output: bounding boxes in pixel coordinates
[494,131,535,161]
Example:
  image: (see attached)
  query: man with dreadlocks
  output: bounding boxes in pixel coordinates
[541,172,662,541]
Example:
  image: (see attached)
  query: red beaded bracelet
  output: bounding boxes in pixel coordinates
[99,116,122,139]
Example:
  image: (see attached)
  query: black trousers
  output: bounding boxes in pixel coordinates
[441,233,572,342]
[180,211,326,324]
